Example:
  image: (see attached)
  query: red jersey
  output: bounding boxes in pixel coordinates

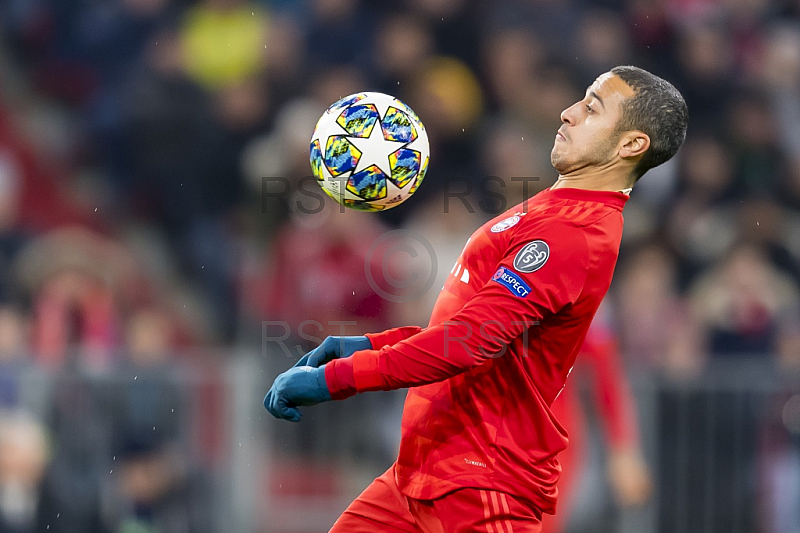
[325,187,628,514]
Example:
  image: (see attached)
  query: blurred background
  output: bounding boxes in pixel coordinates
[0,0,799,532]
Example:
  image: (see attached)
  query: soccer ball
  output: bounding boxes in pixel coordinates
[310,92,430,211]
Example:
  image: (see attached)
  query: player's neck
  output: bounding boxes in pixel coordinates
[551,165,634,194]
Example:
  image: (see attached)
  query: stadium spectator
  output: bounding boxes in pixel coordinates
[13,228,136,370]
[0,307,30,408]
[0,410,49,533]
[689,244,800,358]
[615,245,702,375]
[107,307,214,533]
[180,0,269,91]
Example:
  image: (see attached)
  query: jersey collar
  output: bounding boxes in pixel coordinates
[542,187,629,210]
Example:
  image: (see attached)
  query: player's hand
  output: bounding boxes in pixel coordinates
[293,335,371,368]
[607,449,653,507]
[264,366,332,422]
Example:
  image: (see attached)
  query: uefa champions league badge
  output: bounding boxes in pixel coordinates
[513,241,550,273]
[490,215,521,233]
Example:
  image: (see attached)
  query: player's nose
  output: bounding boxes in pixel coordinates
[560,103,578,126]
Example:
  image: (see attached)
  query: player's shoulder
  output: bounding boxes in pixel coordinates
[536,197,616,226]
[494,216,589,282]
[511,188,623,228]
[502,198,616,252]
[512,213,589,253]
[491,212,587,275]
[510,202,593,237]
[485,190,622,246]
[510,195,612,255]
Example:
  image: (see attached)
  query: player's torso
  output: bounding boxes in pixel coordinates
[423,192,622,411]
[429,193,619,337]
[396,189,626,508]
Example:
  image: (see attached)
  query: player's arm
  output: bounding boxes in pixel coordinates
[264,220,588,421]
[292,326,425,368]
[366,326,425,349]
[325,223,589,397]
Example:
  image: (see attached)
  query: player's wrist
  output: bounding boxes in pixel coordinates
[365,326,422,349]
[345,335,372,355]
[364,331,387,349]
[313,366,333,402]
[325,358,357,400]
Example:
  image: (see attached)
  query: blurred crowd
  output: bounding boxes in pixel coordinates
[0,0,798,369]
[0,0,799,531]
[0,0,797,364]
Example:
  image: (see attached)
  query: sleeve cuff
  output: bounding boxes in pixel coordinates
[326,348,388,397]
[325,357,357,400]
[366,326,424,349]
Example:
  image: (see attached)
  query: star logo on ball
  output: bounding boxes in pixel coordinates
[348,121,404,177]
[310,92,429,211]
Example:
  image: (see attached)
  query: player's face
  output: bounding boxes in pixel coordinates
[550,73,635,174]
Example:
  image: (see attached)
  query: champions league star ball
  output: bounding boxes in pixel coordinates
[310,92,430,211]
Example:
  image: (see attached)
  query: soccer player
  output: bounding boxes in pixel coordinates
[264,66,688,532]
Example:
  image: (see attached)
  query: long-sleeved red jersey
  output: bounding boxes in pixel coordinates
[325,187,628,515]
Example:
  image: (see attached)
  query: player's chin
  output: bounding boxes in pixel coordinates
[551,155,584,176]
[550,151,569,172]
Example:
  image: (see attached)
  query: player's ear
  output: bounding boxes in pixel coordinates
[618,131,650,159]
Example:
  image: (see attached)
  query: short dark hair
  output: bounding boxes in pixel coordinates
[611,65,688,180]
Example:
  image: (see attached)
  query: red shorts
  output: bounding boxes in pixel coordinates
[330,465,543,533]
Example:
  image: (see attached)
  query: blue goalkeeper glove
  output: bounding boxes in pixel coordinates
[293,335,371,368]
[264,366,331,422]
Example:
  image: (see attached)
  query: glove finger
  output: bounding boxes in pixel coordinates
[311,337,338,366]
[269,388,283,417]
[264,387,278,415]
[276,396,302,422]
[270,390,301,421]
[304,346,325,367]
[267,395,285,419]
[286,407,302,422]
[293,354,310,367]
